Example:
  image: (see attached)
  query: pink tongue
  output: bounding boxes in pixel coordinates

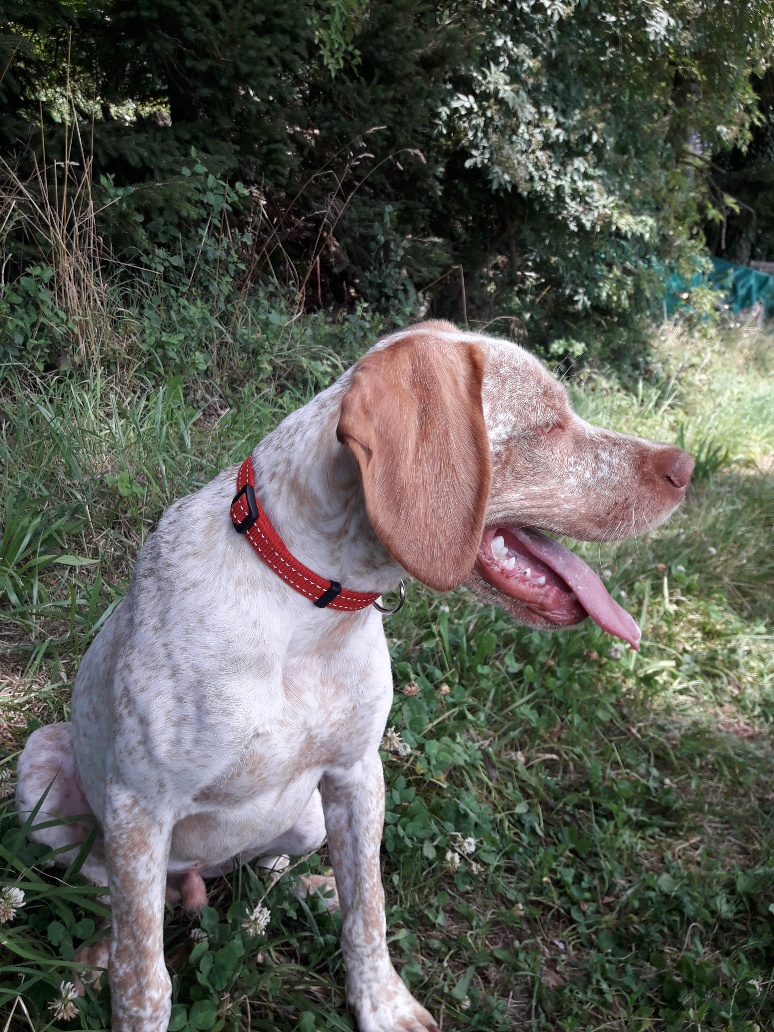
[512,528,641,650]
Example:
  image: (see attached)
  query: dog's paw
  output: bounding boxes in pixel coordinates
[73,933,110,994]
[348,969,438,1032]
[293,872,340,912]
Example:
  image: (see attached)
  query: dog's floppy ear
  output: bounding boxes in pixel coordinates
[337,334,491,591]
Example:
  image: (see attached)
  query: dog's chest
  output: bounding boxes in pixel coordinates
[195,655,392,808]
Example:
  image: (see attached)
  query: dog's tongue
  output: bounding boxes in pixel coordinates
[512,528,641,650]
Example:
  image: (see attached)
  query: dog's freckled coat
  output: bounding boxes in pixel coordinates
[16,322,692,1032]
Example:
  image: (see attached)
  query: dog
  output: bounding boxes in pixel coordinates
[17,321,693,1031]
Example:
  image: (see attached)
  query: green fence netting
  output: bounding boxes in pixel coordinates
[665,256,774,318]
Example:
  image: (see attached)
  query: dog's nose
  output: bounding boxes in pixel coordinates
[656,446,695,490]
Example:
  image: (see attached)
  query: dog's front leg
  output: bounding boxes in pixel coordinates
[103,781,173,1032]
[321,754,439,1032]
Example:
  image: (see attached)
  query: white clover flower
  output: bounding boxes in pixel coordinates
[608,644,624,660]
[382,727,411,757]
[242,903,271,937]
[451,833,477,856]
[0,886,25,923]
[445,850,460,871]
[0,769,14,799]
[48,981,79,1021]
[189,927,208,942]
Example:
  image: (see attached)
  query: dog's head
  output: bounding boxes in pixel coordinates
[337,321,693,648]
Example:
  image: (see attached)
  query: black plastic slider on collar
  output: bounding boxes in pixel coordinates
[314,580,343,608]
[232,483,259,534]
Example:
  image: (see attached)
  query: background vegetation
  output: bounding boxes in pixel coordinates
[3,0,774,370]
[2,2,774,1031]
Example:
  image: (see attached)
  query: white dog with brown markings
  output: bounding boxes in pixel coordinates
[17,321,693,1032]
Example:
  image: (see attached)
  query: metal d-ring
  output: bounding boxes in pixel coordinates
[372,580,406,615]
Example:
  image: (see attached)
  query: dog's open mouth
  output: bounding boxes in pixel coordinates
[475,526,641,650]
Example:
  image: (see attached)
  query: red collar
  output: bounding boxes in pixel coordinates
[230,455,382,611]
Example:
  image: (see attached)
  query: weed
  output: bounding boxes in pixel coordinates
[675,424,739,482]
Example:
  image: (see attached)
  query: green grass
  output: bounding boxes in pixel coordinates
[2,319,774,1031]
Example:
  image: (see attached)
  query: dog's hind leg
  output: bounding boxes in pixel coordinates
[16,722,109,887]
[255,787,328,860]
[251,790,339,910]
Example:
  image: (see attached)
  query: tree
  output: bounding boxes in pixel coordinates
[2,0,773,358]
[431,0,774,350]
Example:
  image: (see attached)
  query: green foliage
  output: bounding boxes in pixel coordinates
[0,0,91,154]
[434,0,774,345]
[1,153,256,376]
[88,0,311,184]
[675,425,740,483]
[97,155,256,375]
[310,0,369,76]
[712,70,774,264]
[0,265,75,367]
[0,805,110,1027]
[3,0,774,356]
[0,492,93,610]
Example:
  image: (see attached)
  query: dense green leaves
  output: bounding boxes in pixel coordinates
[2,0,774,359]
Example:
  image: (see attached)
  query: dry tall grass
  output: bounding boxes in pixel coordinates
[0,115,115,364]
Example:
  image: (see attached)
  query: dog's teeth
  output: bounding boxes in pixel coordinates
[524,568,531,578]
[536,576,546,586]
[503,556,516,570]
[491,535,506,559]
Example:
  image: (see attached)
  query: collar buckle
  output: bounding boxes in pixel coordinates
[231,482,259,534]
[314,580,343,608]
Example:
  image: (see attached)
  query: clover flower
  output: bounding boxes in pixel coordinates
[48,981,79,1021]
[450,833,477,857]
[459,836,477,856]
[445,834,480,873]
[242,903,271,937]
[382,726,411,757]
[0,886,24,923]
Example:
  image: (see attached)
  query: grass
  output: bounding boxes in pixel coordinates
[1,316,774,1031]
